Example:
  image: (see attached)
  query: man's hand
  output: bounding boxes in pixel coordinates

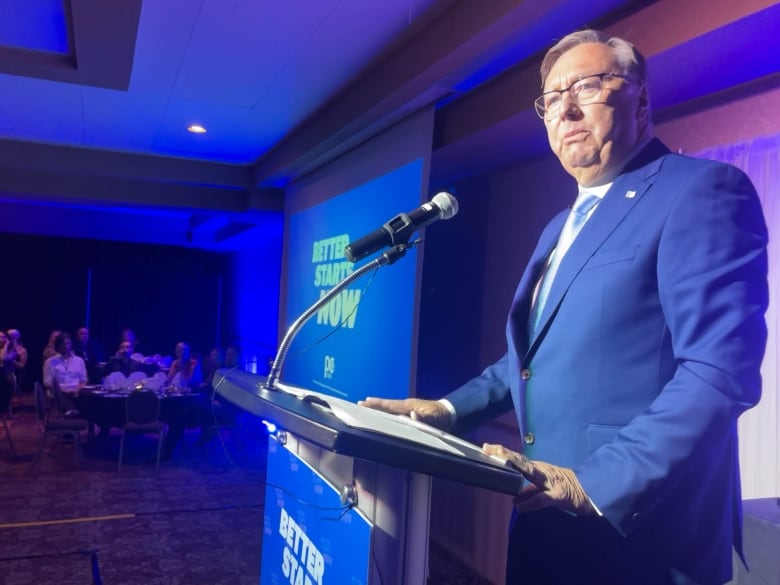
[358,397,453,429]
[482,443,595,516]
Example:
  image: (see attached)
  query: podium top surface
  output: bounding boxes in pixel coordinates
[214,368,525,495]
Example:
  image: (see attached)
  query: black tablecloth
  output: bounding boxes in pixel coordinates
[76,389,207,430]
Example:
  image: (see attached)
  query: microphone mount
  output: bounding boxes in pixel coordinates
[344,192,457,263]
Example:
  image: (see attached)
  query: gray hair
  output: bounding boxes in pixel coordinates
[540,29,647,88]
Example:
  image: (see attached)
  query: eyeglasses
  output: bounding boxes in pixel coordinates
[534,72,633,120]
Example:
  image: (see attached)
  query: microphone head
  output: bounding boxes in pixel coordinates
[431,191,458,219]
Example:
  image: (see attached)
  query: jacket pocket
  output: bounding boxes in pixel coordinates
[582,246,638,270]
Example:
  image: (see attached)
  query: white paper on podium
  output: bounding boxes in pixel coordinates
[275,382,482,459]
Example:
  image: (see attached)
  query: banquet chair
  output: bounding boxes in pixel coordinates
[52,378,82,419]
[0,379,16,456]
[6,372,17,416]
[34,382,87,467]
[118,390,166,471]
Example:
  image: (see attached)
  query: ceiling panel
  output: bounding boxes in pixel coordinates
[173,39,273,108]
[189,0,340,46]
[152,96,252,161]
[0,76,84,143]
[218,101,300,164]
[81,87,169,152]
[174,0,343,108]
[267,0,429,108]
[127,0,204,92]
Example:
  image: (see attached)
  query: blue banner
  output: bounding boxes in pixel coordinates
[260,436,372,585]
[283,159,422,402]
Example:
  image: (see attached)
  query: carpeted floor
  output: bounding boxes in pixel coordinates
[0,393,268,585]
[0,393,492,585]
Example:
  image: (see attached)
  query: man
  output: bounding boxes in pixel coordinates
[224,346,242,369]
[120,329,139,353]
[43,332,87,399]
[106,340,146,377]
[73,327,103,383]
[361,29,768,584]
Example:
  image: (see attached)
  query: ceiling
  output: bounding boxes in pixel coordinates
[0,0,777,249]
[0,0,453,164]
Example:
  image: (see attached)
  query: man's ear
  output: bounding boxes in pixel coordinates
[636,84,651,131]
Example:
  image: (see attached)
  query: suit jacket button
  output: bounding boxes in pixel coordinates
[523,432,535,445]
[520,369,531,380]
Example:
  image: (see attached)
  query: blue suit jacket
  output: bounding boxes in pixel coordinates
[445,139,768,583]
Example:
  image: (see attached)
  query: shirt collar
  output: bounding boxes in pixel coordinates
[579,182,611,200]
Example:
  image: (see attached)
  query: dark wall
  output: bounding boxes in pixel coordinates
[416,174,491,397]
[418,152,575,399]
[0,233,230,386]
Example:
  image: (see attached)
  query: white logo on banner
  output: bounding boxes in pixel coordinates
[311,234,361,329]
[279,507,325,585]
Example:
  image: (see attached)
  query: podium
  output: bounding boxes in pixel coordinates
[214,368,523,585]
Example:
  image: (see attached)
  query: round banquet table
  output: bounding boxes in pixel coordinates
[75,386,210,455]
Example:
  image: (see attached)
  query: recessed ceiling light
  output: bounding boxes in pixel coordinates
[187,124,207,134]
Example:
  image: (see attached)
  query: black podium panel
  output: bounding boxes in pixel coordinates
[214,368,524,495]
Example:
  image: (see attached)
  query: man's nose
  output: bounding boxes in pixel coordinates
[557,91,580,118]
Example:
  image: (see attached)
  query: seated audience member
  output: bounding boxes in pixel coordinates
[122,328,160,365]
[7,329,28,387]
[106,340,146,377]
[43,332,87,397]
[0,331,18,400]
[162,343,207,457]
[205,345,243,430]
[42,329,62,361]
[73,326,104,383]
[167,342,201,389]
[201,347,224,386]
[120,329,140,353]
[170,346,236,455]
[224,346,242,369]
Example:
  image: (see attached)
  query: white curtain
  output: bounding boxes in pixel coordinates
[696,135,780,499]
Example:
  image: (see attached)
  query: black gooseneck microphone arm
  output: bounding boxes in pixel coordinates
[264,243,414,391]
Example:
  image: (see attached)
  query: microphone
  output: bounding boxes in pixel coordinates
[344,192,458,263]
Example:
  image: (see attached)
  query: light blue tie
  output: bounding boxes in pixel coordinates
[528,192,600,336]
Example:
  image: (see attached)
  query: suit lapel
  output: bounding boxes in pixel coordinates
[525,139,669,354]
[508,210,567,353]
